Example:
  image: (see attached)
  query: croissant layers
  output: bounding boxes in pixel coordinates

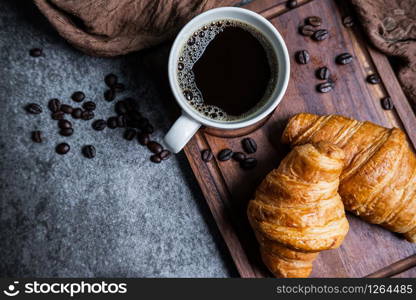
[248,142,349,278]
[282,113,416,242]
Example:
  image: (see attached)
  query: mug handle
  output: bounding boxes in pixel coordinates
[163,112,201,153]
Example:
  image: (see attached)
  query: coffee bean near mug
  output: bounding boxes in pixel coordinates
[163,7,290,153]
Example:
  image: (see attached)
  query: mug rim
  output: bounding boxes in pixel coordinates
[168,7,290,130]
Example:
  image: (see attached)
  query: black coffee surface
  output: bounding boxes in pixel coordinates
[192,26,271,116]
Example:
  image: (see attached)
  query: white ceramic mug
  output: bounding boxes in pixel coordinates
[163,7,290,153]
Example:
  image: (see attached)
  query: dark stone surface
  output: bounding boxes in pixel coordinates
[0,0,237,277]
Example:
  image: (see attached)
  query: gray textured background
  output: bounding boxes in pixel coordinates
[0,0,237,277]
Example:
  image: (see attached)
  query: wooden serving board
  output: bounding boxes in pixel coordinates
[181,0,416,277]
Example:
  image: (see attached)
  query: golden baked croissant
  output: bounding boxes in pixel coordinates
[282,113,416,242]
[247,142,349,277]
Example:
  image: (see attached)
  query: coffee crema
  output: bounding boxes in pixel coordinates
[177,19,278,121]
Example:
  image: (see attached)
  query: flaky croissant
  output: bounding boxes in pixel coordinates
[282,113,416,242]
[248,142,349,277]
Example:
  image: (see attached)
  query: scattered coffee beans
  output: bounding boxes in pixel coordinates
[138,132,150,145]
[56,143,70,155]
[312,29,329,41]
[71,108,82,119]
[82,101,96,111]
[104,74,118,87]
[26,103,42,114]
[59,128,74,137]
[82,145,96,159]
[52,111,64,120]
[306,16,322,27]
[58,119,72,129]
[287,0,298,9]
[316,67,330,80]
[60,104,73,114]
[123,128,136,141]
[240,157,257,170]
[232,152,246,162]
[104,89,116,101]
[29,48,42,57]
[299,25,315,36]
[242,137,257,154]
[343,16,354,27]
[48,99,61,112]
[71,91,85,102]
[147,141,163,154]
[115,100,128,115]
[81,110,94,120]
[336,53,353,65]
[367,74,381,84]
[150,154,161,163]
[159,150,171,160]
[92,119,106,131]
[107,117,118,129]
[381,97,393,110]
[218,149,233,161]
[317,81,334,93]
[296,50,310,64]
[32,131,42,143]
[201,149,213,162]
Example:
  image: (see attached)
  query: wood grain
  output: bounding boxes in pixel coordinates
[180,0,416,278]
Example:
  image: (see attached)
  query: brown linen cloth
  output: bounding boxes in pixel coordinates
[33,0,238,57]
[351,0,416,108]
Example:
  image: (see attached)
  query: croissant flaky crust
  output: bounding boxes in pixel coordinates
[248,142,349,277]
[282,113,416,242]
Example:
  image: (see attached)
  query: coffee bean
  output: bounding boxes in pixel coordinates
[240,157,257,170]
[107,117,118,129]
[29,48,42,57]
[178,63,184,71]
[336,53,353,65]
[104,89,116,101]
[317,81,334,93]
[343,16,354,27]
[299,25,315,36]
[242,137,257,154]
[381,97,393,110]
[218,149,233,161]
[59,128,73,137]
[143,124,154,134]
[51,111,64,120]
[113,83,125,92]
[58,119,72,129]
[31,131,42,143]
[92,119,106,131]
[82,101,96,111]
[116,115,126,127]
[104,73,118,87]
[312,29,329,41]
[159,150,171,160]
[296,50,310,64]
[138,132,150,145]
[56,143,70,155]
[60,104,73,114]
[287,0,298,9]
[124,129,136,141]
[81,110,94,120]
[71,91,85,102]
[201,149,213,162]
[71,108,82,119]
[306,16,322,27]
[316,67,330,80]
[147,141,163,154]
[115,100,128,115]
[232,152,246,162]
[150,154,161,164]
[48,98,61,112]
[26,103,42,114]
[367,74,381,84]
[82,145,96,159]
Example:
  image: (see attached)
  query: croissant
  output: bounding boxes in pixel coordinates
[282,113,416,242]
[247,142,349,277]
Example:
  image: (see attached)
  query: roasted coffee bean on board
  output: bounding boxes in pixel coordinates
[60,104,73,114]
[306,16,322,27]
[299,25,315,36]
[367,74,381,84]
[56,143,70,155]
[92,119,106,131]
[242,137,257,154]
[71,108,82,119]
[317,82,334,93]
[104,74,118,87]
[381,97,394,110]
[71,91,85,102]
[115,100,128,115]
[336,53,353,65]
[232,152,246,162]
[81,110,94,120]
[48,98,61,112]
[104,89,116,101]
[107,117,118,129]
[82,145,96,159]
[82,101,96,111]
[316,67,330,80]
[312,29,329,41]
[147,141,163,154]
[159,150,171,160]
[218,149,233,161]
[201,149,213,162]
[58,119,72,129]
[29,48,42,57]
[116,115,126,128]
[150,154,161,164]
[26,103,42,114]
[51,111,64,120]
[240,157,257,170]
[296,50,310,64]
[59,128,74,137]
[138,132,150,145]
[31,131,42,143]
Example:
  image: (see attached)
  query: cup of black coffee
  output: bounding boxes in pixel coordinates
[164,7,290,153]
